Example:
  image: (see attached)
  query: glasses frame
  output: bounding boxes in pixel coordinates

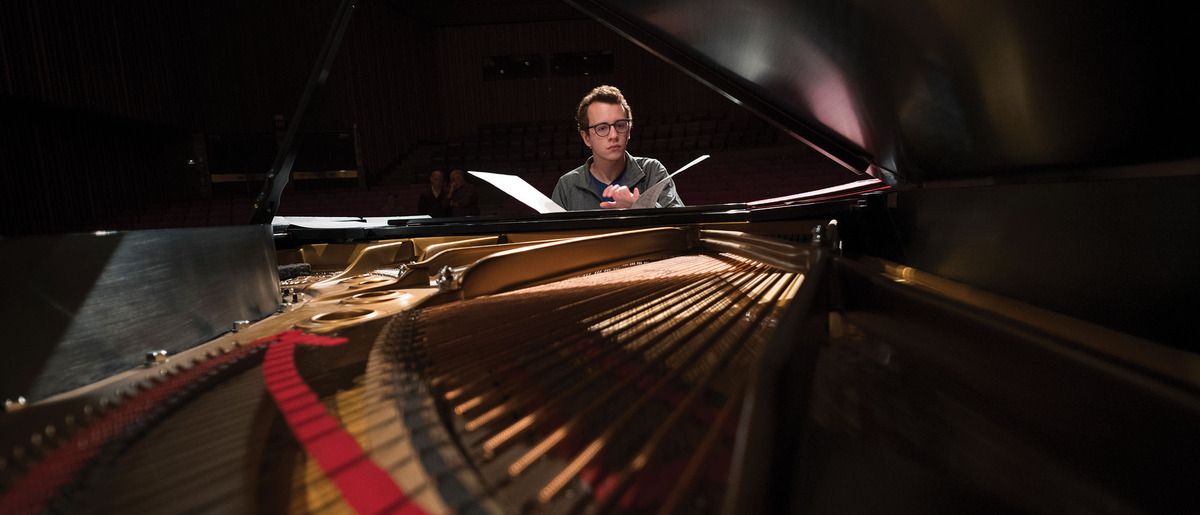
[586,118,633,137]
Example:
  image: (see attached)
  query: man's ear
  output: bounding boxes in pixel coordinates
[580,130,590,148]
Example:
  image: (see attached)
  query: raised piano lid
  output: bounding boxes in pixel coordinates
[558,0,1199,349]
[564,0,1200,186]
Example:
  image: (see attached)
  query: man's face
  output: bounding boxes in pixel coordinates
[450,171,465,188]
[581,102,630,162]
[431,171,444,189]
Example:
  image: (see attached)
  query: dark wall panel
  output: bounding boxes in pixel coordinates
[0,98,194,236]
[0,0,752,234]
[328,1,442,176]
[435,18,734,139]
[0,1,192,126]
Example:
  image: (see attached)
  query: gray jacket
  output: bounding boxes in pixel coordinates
[550,152,684,211]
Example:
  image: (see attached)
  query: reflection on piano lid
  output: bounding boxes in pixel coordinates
[2,0,1199,514]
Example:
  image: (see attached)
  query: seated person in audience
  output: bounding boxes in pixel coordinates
[551,85,683,210]
[443,169,480,216]
[380,192,400,215]
[417,169,449,217]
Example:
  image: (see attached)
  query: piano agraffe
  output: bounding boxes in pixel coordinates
[2,0,1198,514]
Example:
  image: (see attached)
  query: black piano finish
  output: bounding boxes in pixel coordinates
[558,0,1200,513]
[567,0,1200,184]
[2,1,1198,513]
[0,225,280,404]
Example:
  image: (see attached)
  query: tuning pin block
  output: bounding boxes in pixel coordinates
[4,396,26,413]
[144,350,169,366]
[436,266,461,291]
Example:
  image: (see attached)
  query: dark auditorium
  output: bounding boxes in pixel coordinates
[2,1,1198,514]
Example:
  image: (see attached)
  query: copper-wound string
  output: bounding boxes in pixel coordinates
[654,378,749,515]
[592,272,801,512]
[417,257,728,392]
[425,257,753,433]
[535,271,795,503]
[497,268,775,474]
[474,261,768,459]
[432,258,737,404]
[453,262,753,424]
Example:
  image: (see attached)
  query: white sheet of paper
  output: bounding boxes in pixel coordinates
[272,215,428,229]
[469,170,565,213]
[631,154,709,208]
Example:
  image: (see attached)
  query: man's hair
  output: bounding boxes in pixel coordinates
[576,85,632,131]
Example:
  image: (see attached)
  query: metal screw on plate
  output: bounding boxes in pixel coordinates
[233,320,250,332]
[436,266,460,291]
[4,396,27,413]
[144,350,168,366]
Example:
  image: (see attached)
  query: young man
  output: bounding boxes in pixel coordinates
[551,85,683,210]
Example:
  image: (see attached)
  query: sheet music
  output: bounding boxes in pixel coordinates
[272,215,428,229]
[631,154,709,208]
[471,155,707,213]
[468,171,566,213]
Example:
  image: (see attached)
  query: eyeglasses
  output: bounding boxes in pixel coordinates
[586,119,632,137]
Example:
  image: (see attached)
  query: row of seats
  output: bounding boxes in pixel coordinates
[398,112,784,181]
[102,150,857,230]
[101,156,856,230]
[97,112,857,230]
[100,184,430,230]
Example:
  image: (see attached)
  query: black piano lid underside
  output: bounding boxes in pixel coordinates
[566,0,1200,185]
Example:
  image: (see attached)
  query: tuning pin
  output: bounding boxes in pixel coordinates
[117,388,135,402]
[4,396,27,413]
[437,266,461,291]
[144,350,169,366]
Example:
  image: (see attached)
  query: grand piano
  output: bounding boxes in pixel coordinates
[2,0,1198,513]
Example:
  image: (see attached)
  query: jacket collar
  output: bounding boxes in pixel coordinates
[577,152,644,192]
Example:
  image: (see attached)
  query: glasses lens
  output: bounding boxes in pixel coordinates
[591,120,630,136]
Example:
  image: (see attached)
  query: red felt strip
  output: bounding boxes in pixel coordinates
[1,330,428,515]
[0,333,272,515]
[261,330,428,515]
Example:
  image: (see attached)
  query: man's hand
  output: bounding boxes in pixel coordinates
[600,185,640,209]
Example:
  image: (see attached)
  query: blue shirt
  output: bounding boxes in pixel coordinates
[551,152,685,210]
[590,170,625,202]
